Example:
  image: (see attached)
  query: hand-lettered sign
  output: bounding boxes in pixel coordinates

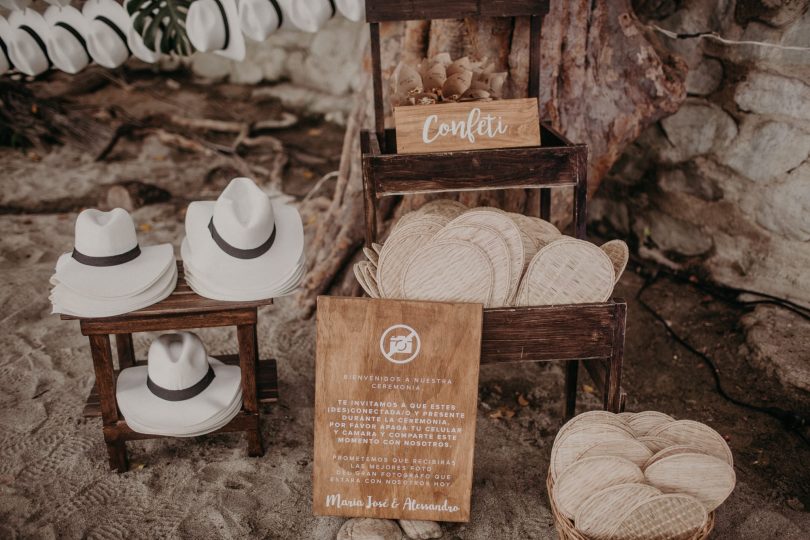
[393,98,541,154]
[313,296,483,522]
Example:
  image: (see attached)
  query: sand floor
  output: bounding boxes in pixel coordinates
[1,75,809,538]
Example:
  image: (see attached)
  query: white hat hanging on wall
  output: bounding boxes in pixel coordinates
[123,0,162,63]
[181,177,306,301]
[7,8,52,76]
[238,0,284,42]
[116,332,243,437]
[49,207,177,317]
[286,0,336,33]
[186,0,245,61]
[336,0,365,22]
[44,5,91,74]
[84,0,132,69]
[0,17,14,76]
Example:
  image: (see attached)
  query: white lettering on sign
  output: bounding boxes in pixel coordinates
[421,107,509,145]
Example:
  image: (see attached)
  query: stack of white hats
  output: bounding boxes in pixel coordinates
[181,177,305,301]
[50,207,177,318]
[116,332,242,436]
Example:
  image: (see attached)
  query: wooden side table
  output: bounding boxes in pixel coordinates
[62,262,278,472]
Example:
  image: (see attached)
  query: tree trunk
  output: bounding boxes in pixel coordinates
[297,1,686,312]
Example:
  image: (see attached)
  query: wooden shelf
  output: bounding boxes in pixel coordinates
[83,356,278,418]
[362,124,586,197]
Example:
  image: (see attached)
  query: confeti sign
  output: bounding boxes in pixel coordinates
[393,98,541,154]
[313,296,483,522]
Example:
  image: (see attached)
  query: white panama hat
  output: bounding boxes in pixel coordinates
[123,0,162,63]
[55,207,175,299]
[183,177,304,299]
[238,0,284,42]
[336,0,365,22]
[0,17,14,76]
[286,0,336,33]
[116,332,242,434]
[84,0,132,69]
[44,6,91,74]
[7,9,52,77]
[186,0,245,61]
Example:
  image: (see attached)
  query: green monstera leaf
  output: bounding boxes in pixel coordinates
[126,0,194,56]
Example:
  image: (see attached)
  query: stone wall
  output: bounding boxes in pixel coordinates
[188,16,367,124]
[592,0,810,307]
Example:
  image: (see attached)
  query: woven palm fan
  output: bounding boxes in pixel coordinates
[547,471,716,540]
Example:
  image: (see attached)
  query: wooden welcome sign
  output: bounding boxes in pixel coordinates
[393,97,541,154]
[313,296,483,522]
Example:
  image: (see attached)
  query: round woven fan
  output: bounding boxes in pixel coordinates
[508,212,561,250]
[645,445,709,470]
[434,223,513,307]
[553,456,644,520]
[574,482,662,539]
[447,209,525,302]
[649,420,733,466]
[417,198,468,219]
[638,436,673,454]
[608,494,708,540]
[600,239,630,284]
[576,438,654,469]
[519,237,615,306]
[553,410,635,449]
[377,232,436,298]
[645,453,736,512]
[551,423,636,481]
[401,239,494,305]
[627,411,675,436]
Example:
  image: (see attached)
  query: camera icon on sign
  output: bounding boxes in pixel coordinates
[380,324,421,364]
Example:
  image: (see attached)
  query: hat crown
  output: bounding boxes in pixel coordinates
[212,177,275,251]
[49,27,86,70]
[74,208,138,257]
[86,19,128,68]
[10,27,49,76]
[147,332,210,391]
[240,0,279,41]
[186,0,227,52]
[289,0,333,32]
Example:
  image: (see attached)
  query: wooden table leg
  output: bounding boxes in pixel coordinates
[89,334,129,472]
[115,333,136,369]
[237,323,264,457]
[606,303,627,413]
[564,360,579,420]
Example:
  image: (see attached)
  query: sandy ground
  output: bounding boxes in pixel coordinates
[1,75,809,539]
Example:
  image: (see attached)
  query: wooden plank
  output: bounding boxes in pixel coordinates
[361,131,379,245]
[365,0,548,22]
[367,142,583,196]
[370,23,386,150]
[83,357,279,417]
[104,411,260,441]
[393,99,541,154]
[313,297,482,522]
[80,309,257,335]
[62,262,272,324]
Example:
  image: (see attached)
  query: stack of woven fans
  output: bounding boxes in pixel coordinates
[353,200,628,307]
[547,411,736,540]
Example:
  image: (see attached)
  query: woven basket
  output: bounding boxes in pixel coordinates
[547,470,715,540]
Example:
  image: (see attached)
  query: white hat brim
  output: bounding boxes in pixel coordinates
[51,262,177,317]
[0,18,12,75]
[123,389,242,436]
[44,6,91,74]
[116,358,242,430]
[184,200,304,291]
[208,0,245,60]
[54,242,175,299]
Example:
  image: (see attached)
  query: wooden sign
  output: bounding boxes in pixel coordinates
[393,98,541,154]
[313,296,483,522]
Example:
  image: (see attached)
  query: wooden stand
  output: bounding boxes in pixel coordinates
[360,0,626,418]
[62,262,278,472]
